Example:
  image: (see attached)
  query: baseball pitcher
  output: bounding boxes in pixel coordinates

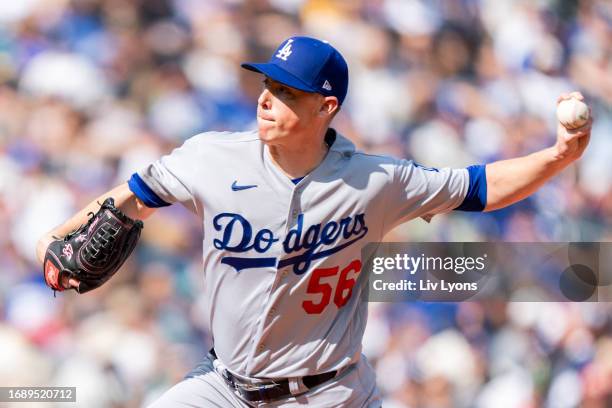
[37,37,592,407]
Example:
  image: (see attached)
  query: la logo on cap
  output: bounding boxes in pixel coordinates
[276,39,294,61]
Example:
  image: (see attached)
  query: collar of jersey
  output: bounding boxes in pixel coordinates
[326,129,355,156]
[260,129,355,190]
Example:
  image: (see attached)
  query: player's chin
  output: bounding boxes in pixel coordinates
[257,122,280,144]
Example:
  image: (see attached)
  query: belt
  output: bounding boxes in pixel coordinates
[210,349,339,403]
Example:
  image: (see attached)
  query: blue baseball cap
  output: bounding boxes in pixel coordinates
[241,36,349,105]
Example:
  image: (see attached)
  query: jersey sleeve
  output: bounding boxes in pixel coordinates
[128,136,201,214]
[383,159,472,230]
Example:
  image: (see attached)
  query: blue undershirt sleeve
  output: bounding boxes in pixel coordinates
[455,164,487,212]
[128,173,171,208]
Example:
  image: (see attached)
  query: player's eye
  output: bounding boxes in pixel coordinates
[262,79,296,100]
[278,85,295,98]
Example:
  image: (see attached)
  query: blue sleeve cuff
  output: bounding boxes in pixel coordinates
[455,165,487,212]
[128,173,171,208]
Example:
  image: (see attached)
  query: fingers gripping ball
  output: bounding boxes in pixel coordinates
[557,97,590,130]
[44,198,144,294]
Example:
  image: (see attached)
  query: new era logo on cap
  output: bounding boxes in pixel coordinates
[241,36,349,105]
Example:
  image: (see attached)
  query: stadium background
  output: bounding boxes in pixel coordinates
[0,0,611,406]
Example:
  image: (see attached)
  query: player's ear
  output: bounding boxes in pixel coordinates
[319,96,339,118]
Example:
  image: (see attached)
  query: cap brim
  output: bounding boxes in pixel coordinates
[241,62,318,94]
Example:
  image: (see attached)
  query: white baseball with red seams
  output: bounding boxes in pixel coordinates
[556,97,590,130]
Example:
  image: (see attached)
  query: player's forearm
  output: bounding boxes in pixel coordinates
[36,182,154,263]
[484,146,572,212]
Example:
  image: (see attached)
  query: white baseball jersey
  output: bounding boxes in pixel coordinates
[131,129,470,379]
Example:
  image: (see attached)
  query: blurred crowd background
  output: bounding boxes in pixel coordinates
[0,0,611,407]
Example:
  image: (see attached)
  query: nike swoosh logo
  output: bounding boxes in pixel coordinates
[231,181,258,191]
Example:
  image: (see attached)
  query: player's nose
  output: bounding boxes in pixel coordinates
[258,88,272,110]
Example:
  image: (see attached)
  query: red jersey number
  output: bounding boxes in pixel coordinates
[302,260,362,314]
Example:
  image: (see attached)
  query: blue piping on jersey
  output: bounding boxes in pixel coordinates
[128,173,171,208]
[455,165,487,212]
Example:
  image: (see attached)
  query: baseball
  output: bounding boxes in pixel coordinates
[556,97,590,129]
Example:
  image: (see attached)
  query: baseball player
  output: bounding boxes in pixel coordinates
[37,37,592,407]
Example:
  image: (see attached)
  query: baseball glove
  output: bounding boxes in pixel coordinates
[43,197,144,294]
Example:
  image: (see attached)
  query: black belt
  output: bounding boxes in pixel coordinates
[210,349,338,403]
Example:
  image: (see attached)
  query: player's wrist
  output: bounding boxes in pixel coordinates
[36,234,55,265]
[548,142,577,168]
[552,140,584,167]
